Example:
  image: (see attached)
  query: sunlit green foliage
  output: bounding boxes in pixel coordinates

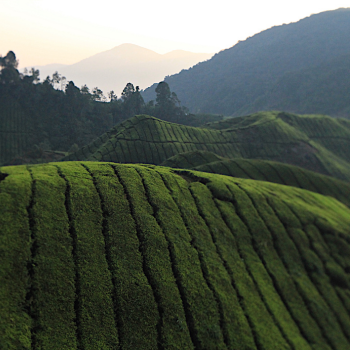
[1,162,350,349]
[162,150,350,207]
[65,112,350,181]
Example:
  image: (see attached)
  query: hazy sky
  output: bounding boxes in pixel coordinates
[1,0,349,67]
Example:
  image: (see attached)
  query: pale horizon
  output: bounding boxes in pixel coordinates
[1,1,349,68]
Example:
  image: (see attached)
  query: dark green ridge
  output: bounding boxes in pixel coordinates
[267,202,349,349]
[221,182,311,350]
[231,185,331,349]
[63,112,350,181]
[113,165,194,349]
[0,165,32,350]
[26,165,77,349]
[159,169,234,349]
[1,162,350,349]
[81,163,159,349]
[232,182,350,349]
[162,150,350,207]
[141,8,350,116]
[55,163,119,350]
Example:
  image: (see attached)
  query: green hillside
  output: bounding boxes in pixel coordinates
[246,53,350,118]
[142,8,350,117]
[64,112,350,181]
[0,53,220,166]
[161,150,350,207]
[1,161,350,349]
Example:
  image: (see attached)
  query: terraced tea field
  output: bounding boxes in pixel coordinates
[1,161,350,349]
[206,112,350,165]
[64,112,350,181]
[162,150,350,207]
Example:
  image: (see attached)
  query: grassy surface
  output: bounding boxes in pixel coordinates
[1,161,350,349]
[64,112,350,181]
[162,150,350,207]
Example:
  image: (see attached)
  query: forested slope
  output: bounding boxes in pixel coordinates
[247,53,350,118]
[64,112,350,181]
[0,51,217,166]
[0,96,34,165]
[1,162,350,349]
[142,8,350,117]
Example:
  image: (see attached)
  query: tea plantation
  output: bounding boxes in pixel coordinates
[64,112,350,181]
[161,150,350,207]
[1,161,350,350]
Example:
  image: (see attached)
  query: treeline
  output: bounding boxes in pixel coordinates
[0,51,223,162]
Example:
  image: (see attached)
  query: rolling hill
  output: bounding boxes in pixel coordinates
[1,161,350,349]
[161,150,350,208]
[142,8,350,117]
[64,112,350,181]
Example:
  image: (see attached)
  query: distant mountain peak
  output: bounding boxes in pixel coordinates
[22,43,213,95]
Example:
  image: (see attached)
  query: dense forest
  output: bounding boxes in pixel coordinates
[142,8,350,117]
[0,51,222,166]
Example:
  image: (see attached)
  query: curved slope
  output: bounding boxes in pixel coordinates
[247,53,350,118]
[207,111,350,165]
[64,113,350,181]
[1,162,350,349]
[161,150,350,207]
[142,8,350,116]
[161,150,226,169]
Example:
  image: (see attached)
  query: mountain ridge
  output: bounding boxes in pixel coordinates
[142,8,350,117]
[23,44,213,95]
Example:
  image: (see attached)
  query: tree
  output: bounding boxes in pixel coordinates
[108,90,117,102]
[121,83,135,102]
[60,76,67,90]
[171,92,181,107]
[154,81,186,122]
[0,51,20,85]
[52,71,61,89]
[122,83,145,115]
[30,68,40,83]
[92,87,105,101]
[0,51,18,69]
[65,81,80,98]
[43,75,53,87]
[0,67,20,85]
[155,81,172,109]
[134,86,144,114]
[21,68,40,85]
[81,84,90,94]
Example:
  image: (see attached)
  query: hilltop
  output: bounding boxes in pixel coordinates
[161,150,350,207]
[142,8,350,117]
[65,112,350,181]
[1,161,350,349]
